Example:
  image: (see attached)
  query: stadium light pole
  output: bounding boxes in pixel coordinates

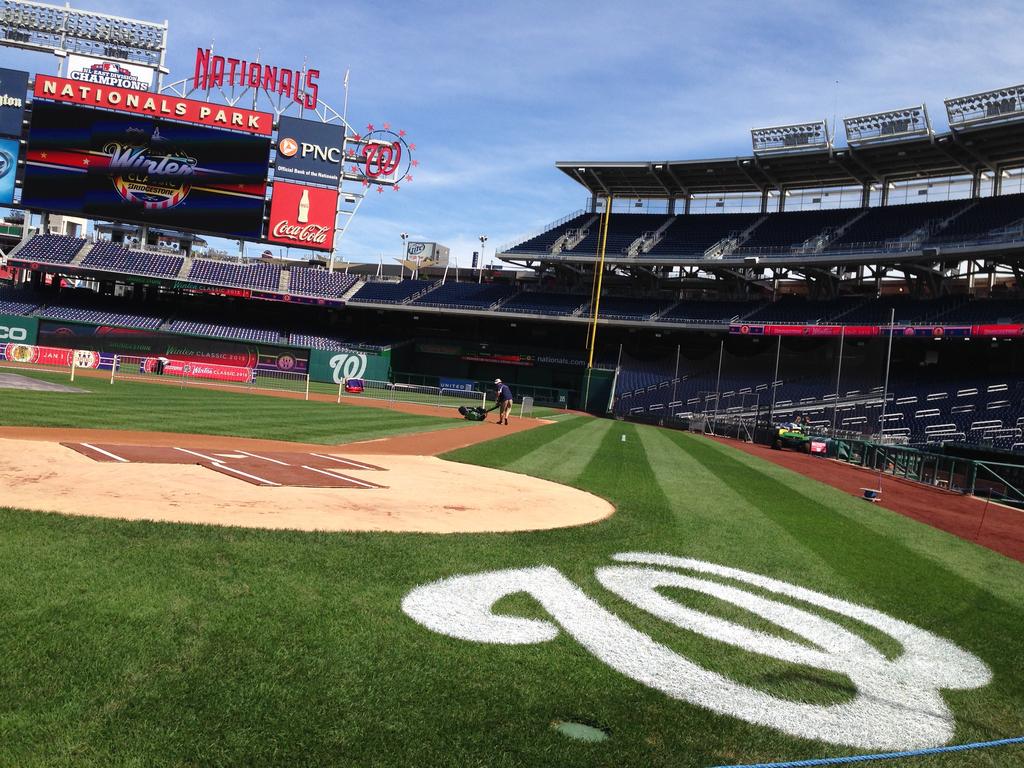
[478,235,487,284]
[401,232,409,279]
[768,335,781,426]
[582,195,612,410]
[876,307,897,491]
[831,326,845,435]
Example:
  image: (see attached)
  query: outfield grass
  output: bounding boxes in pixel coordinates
[1,398,1023,766]
[0,367,461,444]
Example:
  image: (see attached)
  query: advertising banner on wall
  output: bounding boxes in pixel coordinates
[66,55,155,92]
[0,67,28,137]
[0,314,38,344]
[0,136,19,205]
[36,321,308,373]
[308,347,391,384]
[275,116,344,186]
[265,181,338,251]
[34,75,273,136]
[726,323,1015,338]
[22,102,271,240]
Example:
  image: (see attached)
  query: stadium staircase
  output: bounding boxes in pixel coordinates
[278,270,290,294]
[553,215,599,254]
[705,215,767,258]
[628,216,675,257]
[340,277,364,301]
[815,210,870,251]
[175,257,193,281]
[70,243,93,266]
[939,200,979,230]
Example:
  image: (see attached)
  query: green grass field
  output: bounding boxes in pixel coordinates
[0,367,461,443]
[1,377,1023,766]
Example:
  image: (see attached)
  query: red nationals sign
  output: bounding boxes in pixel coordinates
[266,181,337,251]
[34,75,273,136]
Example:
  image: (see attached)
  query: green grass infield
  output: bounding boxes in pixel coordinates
[0,383,1022,766]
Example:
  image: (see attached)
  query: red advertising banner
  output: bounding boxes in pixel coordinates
[33,75,273,136]
[728,323,1006,338]
[972,324,1024,337]
[265,181,337,251]
[1,342,73,366]
[159,359,254,383]
[1,343,119,369]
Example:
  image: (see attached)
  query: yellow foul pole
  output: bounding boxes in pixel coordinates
[586,196,612,369]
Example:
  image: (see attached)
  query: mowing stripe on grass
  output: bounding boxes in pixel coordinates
[443,412,593,469]
[637,427,839,579]
[673,434,1024,653]
[505,418,611,484]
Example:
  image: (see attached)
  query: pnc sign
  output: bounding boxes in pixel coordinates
[275,116,344,186]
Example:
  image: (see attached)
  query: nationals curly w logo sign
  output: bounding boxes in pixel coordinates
[403,552,991,750]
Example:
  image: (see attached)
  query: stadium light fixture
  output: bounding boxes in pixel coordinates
[0,0,167,67]
[945,83,1024,128]
[751,120,831,154]
[843,105,931,145]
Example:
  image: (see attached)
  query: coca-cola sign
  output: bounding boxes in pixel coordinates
[265,181,337,252]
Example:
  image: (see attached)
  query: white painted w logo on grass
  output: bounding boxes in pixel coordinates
[402,552,991,750]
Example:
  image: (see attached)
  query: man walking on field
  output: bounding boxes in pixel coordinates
[494,378,513,425]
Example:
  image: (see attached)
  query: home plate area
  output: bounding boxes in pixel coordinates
[62,443,387,488]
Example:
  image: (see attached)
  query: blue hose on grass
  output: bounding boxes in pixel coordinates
[710,735,1024,768]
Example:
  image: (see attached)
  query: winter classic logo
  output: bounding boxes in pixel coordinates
[329,352,367,383]
[103,128,197,211]
[403,552,991,750]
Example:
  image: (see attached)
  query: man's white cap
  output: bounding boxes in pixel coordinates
[494,378,502,384]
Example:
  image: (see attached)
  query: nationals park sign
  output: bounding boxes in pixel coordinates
[33,75,272,136]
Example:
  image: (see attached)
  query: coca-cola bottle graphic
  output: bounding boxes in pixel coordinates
[297,188,310,224]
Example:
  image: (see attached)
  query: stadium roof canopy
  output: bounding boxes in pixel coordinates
[557,119,1024,198]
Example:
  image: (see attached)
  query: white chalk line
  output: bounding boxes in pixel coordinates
[79,443,128,463]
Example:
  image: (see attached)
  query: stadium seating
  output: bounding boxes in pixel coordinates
[570,214,667,255]
[0,286,41,316]
[186,259,281,292]
[741,208,856,251]
[289,267,359,299]
[743,296,863,323]
[646,213,760,258]
[348,279,437,304]
[35,303,163,330]
[839,296,964,325]
[929,193,1024,242]
[660,301,763,324]
[590,296,675,321]
[81,242,184,278]
[289,334,356,351]
[506,213,594,254]
[411,281,517,310]
[828,199,966,249]
[937,299,1024,324]
[15,235,86,265]
[167,319,281,344]
[498,292,589,316]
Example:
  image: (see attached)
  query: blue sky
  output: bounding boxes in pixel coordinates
[3,0,1024,265]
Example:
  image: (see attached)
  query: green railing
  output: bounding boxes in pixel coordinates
[830,437,1024,509]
